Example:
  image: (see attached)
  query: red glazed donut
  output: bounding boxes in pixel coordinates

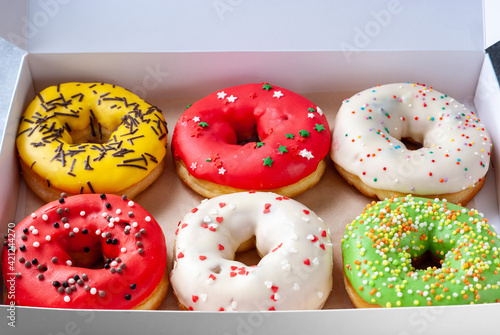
[172,83,331,198]
[2,194,168,309]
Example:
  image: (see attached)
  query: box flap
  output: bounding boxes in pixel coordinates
[24,0,484,53]
[0,38,26,141]
[486,40,500,82]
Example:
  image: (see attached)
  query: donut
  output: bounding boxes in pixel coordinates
[172,83,331,198]
[1,194,168,309]
[170,191,333,311]
[331,83,492,205]
[16,82,168,202]
[342,195,500,308]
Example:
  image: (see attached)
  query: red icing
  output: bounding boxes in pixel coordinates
[1,194,167,309]
[172,83,331,189]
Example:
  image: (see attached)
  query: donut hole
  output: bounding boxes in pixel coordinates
[234,246,262,267]
[69,118,114,146]
[236,125,261,146]
[411,250,443,271]
[66,242,104,268]
[231,236,262,267]
[401,137,424,151]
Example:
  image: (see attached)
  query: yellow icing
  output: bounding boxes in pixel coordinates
[16,82,167,194]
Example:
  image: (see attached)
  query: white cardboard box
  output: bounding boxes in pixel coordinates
[1,1,500,334]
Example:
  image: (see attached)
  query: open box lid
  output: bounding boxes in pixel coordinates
[0,0,489,53]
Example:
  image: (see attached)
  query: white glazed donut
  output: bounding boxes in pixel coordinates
[331,83,492,205]
[169,192,333,311]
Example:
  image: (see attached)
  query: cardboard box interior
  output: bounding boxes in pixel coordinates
[2,0,500,333]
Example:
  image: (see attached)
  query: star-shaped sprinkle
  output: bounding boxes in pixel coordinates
[285,133,294,139]
[256,142,265,148]
[273,91,284,99]
[314,124,326,132]
[190,162,197,170]
[192,116,200,122]
[308,113,315,118]
[226,95,237,103]
[185,104,192,110]
[206,158,212,162]
[277,145,288,154]
[217,91,227,99]
[299,149,314,160]
[198,122,209,128]
[307,108,316,113]
[262,84,273,91]
[218,167,226,175]
[316,106,324,115]
[263,156,273,167]
[299,129,310,137]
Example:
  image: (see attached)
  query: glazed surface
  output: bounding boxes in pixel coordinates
[16,82,168,196]
[172,83,331,190]
[170,192,333,311]
[342,195,500,307]
[2,194,167,309]
[332,83,492,195]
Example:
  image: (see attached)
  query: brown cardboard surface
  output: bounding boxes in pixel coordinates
[19,90,479,311]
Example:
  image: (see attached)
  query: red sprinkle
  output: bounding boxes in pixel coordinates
[218,244,225,251]
[219,202,226,208]
[199,255,207,260]
[191,208,198,213]
[192,295,199,303]
[303,209,310,215]
[178,252,184,259]
[216,217,223,223]
[321,230,327,237]
[304,259,310,266]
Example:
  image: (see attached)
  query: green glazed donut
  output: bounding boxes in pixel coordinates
[342,195,500,307]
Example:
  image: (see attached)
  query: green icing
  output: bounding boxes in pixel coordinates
[342,195,500,307]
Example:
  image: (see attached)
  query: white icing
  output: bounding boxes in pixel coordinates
[170,192,333,311]
[331,83,492,194]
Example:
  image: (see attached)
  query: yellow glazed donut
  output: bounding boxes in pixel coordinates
[331,83,492,205]
[16,82,168,202]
